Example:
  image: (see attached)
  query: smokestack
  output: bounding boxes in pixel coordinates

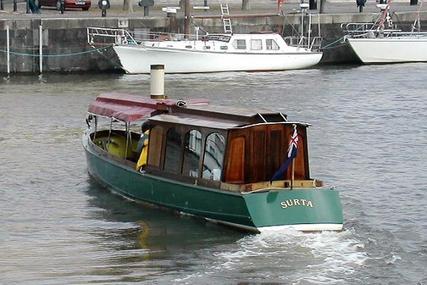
[150,64,166,99]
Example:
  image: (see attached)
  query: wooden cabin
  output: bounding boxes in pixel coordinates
[141,105,313,191]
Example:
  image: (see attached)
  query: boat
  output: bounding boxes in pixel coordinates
[87,28,322,74]
[82,68,343,232]
[87,4,322,73]
[343,2,427,64]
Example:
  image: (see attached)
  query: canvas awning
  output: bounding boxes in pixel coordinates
[88,92,203,122]
[148,113,244,129]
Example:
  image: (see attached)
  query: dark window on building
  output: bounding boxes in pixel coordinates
[182,130,202,177]
[164,128,182,173]
[202,133,225,181]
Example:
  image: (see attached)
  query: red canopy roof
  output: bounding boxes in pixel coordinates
[88,92,208,122]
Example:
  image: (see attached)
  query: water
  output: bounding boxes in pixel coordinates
[0,64,426,284]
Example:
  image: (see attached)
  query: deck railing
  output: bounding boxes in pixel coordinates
[342,23,427,39]
[283,36,322,51]
[87,27,138,45]
[87,27,216,46]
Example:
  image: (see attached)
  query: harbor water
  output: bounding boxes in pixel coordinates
[0,64,426,284]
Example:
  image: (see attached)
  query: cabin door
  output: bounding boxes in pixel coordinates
[250,125,284,182]
[266,125,284,180]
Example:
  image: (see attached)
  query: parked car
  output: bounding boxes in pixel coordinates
[38,0,91,11]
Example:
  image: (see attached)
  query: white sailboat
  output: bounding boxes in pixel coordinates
[344,1,427,64]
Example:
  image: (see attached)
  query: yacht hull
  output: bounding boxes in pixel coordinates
[347,37,427,63]
[113,45,323,74]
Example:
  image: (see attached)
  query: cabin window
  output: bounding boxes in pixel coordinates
[182,130,202,178]
[220,46,228,50]
[250,39,263,50]
[202,133,225,181]
[164,127,182,173]
[266,39,280,50]
[147,126,164,168]
[232,39,246,50]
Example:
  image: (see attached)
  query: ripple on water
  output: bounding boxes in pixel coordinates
[173,229,368,284]
[1,66,427,284]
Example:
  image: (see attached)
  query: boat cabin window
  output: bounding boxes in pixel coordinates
[232,39,247,50]
[266,39,280,50]
[250,39,263,50]
[164,127,182,173]
[202,133,225,181]
[182,130,202,178]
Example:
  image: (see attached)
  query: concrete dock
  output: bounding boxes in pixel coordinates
[1,0,426,73]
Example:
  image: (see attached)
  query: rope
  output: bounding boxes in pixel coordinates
[0,44,113,57]
[321,36,346,49]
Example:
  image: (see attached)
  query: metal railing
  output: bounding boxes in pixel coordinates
[89,27,233,45]
[341,22,376,35]
[87,27,138,45]
[87,27,215,46]
[342,23,427,39]
[283,36,322,51]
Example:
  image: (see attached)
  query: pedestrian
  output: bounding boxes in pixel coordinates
[356,0,366,12]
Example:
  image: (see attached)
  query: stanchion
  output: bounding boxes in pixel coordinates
[6,25,10,74]
[39,25,43,74]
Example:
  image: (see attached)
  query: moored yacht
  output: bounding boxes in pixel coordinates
[111,32,323,73]
[344,3,427,63]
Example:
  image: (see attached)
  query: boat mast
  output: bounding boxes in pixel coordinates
[377,0,392,31]
[299,1,309,47]
[411,0,423,32]
[184,0,191,38]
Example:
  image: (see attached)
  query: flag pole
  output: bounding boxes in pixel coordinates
[291,124,296,190]
[291,159,295,190]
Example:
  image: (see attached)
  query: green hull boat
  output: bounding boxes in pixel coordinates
[83,92,343,232]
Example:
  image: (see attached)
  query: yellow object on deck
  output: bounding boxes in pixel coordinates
[136,132,149,170]
[106,136,128,158]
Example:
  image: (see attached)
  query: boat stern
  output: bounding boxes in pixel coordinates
[243,188,343,232]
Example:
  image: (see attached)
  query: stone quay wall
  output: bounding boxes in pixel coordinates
[0,11,426,74]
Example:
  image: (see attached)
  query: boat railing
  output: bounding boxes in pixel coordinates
[125,30,231,43]
[341,22,379,38]
[87,27,228,46]
[342,23,427,39]
[87,27,138,45]
[283,36,322,51]
[387,31,427,38]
